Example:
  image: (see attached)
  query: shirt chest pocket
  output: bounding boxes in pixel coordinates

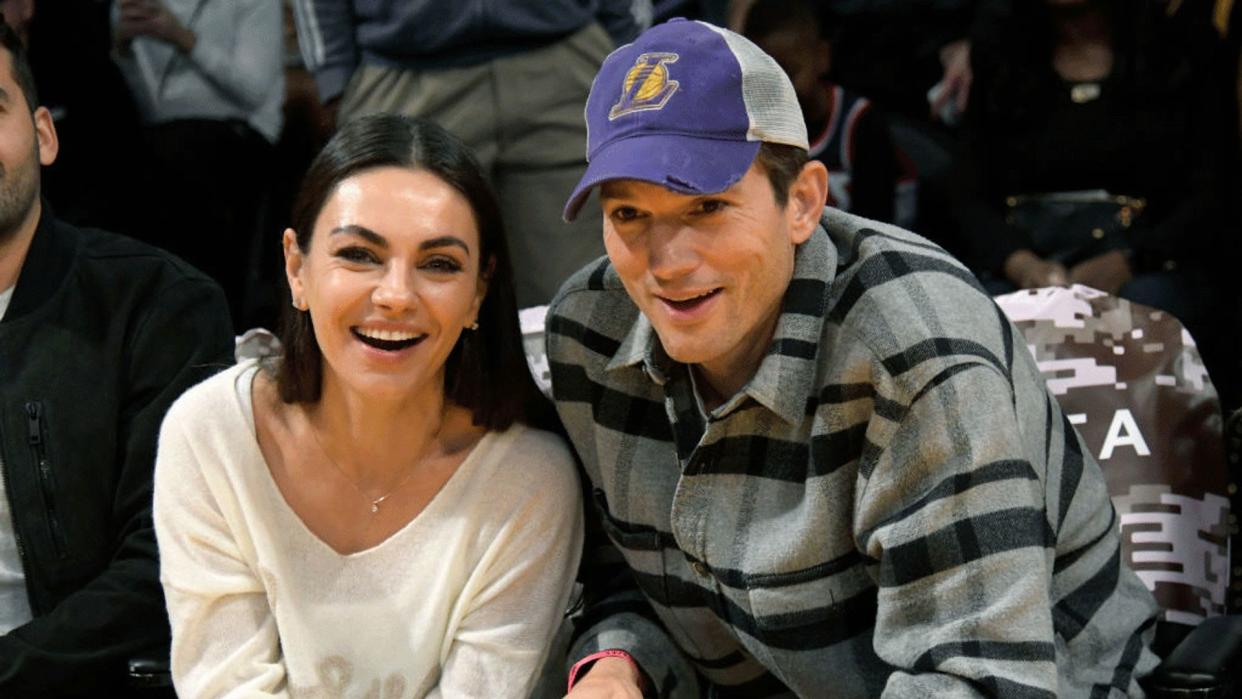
[591,488,728,660]
[743,564,878,668]
[590,488,669,603]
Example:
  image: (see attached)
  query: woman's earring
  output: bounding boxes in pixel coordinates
[468,321,479,331]
[292,298,307,311]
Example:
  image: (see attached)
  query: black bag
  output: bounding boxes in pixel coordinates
[1005,190,1146,267]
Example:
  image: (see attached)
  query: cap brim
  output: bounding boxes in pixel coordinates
[562,135,762,221]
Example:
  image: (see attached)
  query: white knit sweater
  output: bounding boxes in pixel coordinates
[154,361,582,698]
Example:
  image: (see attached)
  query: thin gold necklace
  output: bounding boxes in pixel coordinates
[305,415,424,514]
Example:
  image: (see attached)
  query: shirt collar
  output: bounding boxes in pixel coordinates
[605,212,838,424]
[605,311,675,385]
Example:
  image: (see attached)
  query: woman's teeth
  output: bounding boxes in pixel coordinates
[356,328,419,342]
[352,328,425,351]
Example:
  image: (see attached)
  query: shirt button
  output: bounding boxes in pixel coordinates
[692,561,710,577]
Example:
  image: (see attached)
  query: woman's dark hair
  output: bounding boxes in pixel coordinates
[277,114,546,431]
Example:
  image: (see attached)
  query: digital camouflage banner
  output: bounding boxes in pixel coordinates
[996,285,1230,626]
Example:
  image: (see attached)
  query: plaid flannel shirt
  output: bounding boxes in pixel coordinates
[546,207,1160,698]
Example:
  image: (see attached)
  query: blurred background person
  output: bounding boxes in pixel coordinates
[113,0,283,330]
[292,0,641,308]
[949,0,1238,407]
[739,0,916,226]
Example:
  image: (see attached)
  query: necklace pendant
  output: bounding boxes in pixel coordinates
[370,502,380,514]
[1070,82,1100,104]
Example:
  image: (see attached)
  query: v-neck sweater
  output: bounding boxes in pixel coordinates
[153,360,582,698]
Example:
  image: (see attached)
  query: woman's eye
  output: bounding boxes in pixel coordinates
[423,256,463,273]
[336,246,379,264]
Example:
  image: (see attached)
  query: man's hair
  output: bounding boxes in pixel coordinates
[0,20,38,112]
[743,0,825,42]
[755,142,810,207]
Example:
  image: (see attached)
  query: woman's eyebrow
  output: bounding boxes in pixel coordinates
[329,224,388,248]
[420,236,470,254]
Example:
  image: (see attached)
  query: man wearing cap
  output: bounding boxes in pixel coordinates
[547,18,1160,698]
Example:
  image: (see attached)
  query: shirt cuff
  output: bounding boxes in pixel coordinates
[567,649,643,693]
[313,63,356,105]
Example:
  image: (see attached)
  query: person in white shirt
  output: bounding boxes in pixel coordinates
[154,114,583,698]
[111,0,284,326]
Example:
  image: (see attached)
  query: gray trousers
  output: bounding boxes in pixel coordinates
[340,24,612,308]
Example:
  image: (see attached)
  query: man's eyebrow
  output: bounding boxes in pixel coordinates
[420,236,470,254]
[599,181,638,199]
[329,224,387,248]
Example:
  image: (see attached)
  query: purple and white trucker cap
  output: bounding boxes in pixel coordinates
[562,18,809,221]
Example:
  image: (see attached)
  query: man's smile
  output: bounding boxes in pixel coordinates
[656,287,723,316]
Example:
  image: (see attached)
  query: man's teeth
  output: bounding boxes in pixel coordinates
[670,290,716,302]
[357,328,419,342]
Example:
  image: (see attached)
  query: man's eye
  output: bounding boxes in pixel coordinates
[610,206,642,223]
[336,246,379,264]
[695,199,727,215]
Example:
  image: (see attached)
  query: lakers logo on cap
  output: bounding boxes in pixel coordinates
[609,52,680,120]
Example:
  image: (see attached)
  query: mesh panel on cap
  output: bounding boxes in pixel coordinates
[703,23,809,150]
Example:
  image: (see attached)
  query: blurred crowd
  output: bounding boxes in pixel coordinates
[7,0,1240,409]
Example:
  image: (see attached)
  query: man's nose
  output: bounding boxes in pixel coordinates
[647,223,699,282]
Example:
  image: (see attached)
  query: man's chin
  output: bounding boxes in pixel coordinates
[653,329,717,366]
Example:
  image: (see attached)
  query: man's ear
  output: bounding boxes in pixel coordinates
[786,160,828,245]
[283,228,306,307]
[33,106,58,167]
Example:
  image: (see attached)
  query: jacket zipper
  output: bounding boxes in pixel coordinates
[0,430,40,613]
[26,401,67,558]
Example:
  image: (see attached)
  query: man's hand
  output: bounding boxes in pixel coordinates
[1068,249,1132,295]
[930,39,972,123]
[115,0,196,54]
[1004,249,1068,289]
[564,657,644,699]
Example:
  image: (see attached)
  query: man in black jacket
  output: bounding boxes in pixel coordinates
[0,19,233,696]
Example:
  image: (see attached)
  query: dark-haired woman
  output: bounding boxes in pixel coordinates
[958,0,1231,291]
[949,0,1237,400]
[153,114,581,697]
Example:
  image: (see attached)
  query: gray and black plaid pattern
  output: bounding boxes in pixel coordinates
[548,208,1160,698]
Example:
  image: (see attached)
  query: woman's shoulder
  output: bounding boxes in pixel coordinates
[162,359,256,435]
[471,424,580,499]
[455,425,581,546]
[492,423,576,469]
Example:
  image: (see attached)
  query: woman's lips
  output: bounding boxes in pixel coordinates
[351,328,427,352]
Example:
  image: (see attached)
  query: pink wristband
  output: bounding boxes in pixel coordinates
[567,649,642,693]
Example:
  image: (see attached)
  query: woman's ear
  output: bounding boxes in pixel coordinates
[468,256,495,326]
[786,160,829,245]
[283,228,307,309]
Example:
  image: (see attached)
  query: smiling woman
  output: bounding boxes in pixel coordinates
[151,115,582,698]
